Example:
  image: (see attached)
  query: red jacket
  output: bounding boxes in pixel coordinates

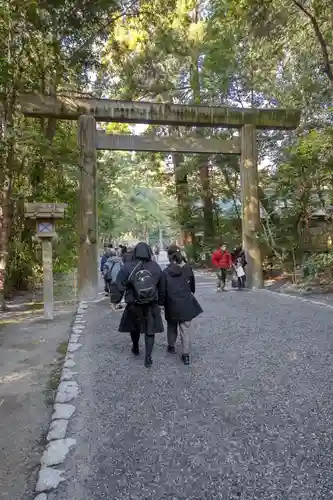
[212,249,232,269]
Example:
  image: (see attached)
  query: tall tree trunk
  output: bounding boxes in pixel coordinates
[190,3,215,247]
[32,19,60,197]
[0,101,15,310]
[173,151,191,245]
[199,158,215,243]
[45,19,61,143]
[145,226,149,244]
[0,6,24,309]
[168,123,193,246]
[0,176,13,310]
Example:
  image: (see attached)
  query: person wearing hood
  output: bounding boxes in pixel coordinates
[111,242,165,367]
[231,246,247,289]
[118,245,126,259]
[162,246,203,365]
[101,244,113,295]
[122,245,134,263]
[103,249,124,306]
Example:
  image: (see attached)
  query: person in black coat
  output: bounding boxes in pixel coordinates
[111,242,165,368]
[231,246,247,268]
[162,247,203,365]
[231,246,247,289]
[122,245,134,263]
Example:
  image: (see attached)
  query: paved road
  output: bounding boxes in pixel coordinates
[50,274,333,499]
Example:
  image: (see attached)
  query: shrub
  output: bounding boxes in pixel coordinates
[303,252,333,279]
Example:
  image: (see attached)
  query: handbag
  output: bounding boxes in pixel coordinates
[236,265,245,278]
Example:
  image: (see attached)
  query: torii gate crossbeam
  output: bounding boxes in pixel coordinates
[9,93,300,129]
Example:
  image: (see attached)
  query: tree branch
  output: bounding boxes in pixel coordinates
[68,0,141,64]
[291,0,333,85]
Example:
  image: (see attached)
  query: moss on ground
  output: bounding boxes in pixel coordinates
[44,340,69,406]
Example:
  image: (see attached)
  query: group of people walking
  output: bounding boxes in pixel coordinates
[211,243,247,291]
[100,244,138,297]
[100,242,203,368]
[100,240,246,368]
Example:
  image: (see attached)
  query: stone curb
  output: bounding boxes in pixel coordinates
[259,287,333,310]
[33,301,88,499]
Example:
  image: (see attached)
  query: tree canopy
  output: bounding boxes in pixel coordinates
[1,0,333,304]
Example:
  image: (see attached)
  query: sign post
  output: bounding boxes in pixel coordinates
[24,203,67,320]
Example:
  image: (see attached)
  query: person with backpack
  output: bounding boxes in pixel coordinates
[103,249,124,307]
[162,246,203,365]
[100,244,113,295]
[111,242,165,368]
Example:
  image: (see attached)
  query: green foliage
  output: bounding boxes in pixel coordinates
[0,0,138,300]
[3,0,333,300]
[303,252,333,279]
[184,243,201,264]
[98,150,176,241]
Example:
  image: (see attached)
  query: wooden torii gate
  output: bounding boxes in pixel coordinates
[13,94,301,299]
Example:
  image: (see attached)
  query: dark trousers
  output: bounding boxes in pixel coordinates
[217,268,227,289]
[237,275,246,288]
[107,281,121,304]
[130,331,155,359]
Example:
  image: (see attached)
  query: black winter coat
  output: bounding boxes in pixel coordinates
[162,262,203,324]
[231,249,247,268]
[123,250,134,263]
[112,242,164,335]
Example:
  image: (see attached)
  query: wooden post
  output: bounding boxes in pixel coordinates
[77,115,98,300]
[159,228,163,249]
[41,238,54,320]
[240,124,263,289]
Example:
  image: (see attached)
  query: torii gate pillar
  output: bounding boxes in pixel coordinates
[77,115,99,300]
[240,124,263,289]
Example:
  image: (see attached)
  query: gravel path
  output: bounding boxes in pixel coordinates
[49,276,333,499]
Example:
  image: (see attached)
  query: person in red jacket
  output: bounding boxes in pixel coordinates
[211,244,232,291]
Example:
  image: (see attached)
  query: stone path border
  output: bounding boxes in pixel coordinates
[195,272,333,307]
[33,301,88,499]
[259,287,333,310]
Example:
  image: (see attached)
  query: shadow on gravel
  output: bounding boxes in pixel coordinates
[0,307,75,500]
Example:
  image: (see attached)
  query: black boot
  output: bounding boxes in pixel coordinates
[132,346,140,355]
[144,334,155,367]
[130,332,140,355]
[144,356,153,367]
[182,354,190,365]
[167,345,175,354]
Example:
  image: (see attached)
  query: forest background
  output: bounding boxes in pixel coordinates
[1,0,333,306]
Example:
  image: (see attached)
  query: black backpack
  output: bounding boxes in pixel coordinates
[128,262,157,304]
